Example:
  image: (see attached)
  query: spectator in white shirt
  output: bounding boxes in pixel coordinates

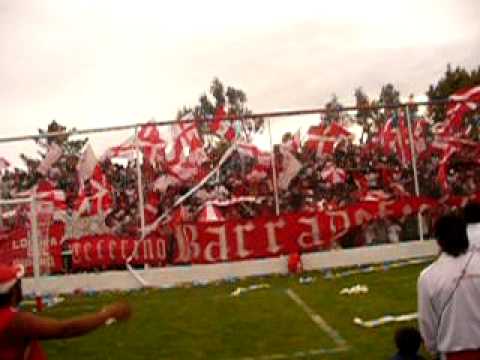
[464,203,480,250]
[417,214,480,359]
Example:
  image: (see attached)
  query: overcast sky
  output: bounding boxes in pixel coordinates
[1,0,479,166]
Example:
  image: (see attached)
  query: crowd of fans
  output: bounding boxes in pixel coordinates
[0,112,479,249]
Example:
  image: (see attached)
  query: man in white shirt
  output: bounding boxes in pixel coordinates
[417,214,480,359]
[465,203,480,250]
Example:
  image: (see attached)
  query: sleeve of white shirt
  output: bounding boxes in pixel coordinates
[417,273,438,354]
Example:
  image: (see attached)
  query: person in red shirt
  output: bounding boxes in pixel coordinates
[0,263,131,360]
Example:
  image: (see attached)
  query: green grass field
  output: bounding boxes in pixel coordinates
[41,262,429,360]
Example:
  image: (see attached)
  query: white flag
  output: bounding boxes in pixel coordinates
[37,143,63,176]
[77,144,98,182]
[278,146,302,190]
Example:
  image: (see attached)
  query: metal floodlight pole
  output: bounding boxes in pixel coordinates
[404,106,424,241]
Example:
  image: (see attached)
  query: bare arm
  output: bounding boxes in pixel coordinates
[8,301,131,341]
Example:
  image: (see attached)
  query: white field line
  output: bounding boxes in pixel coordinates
[231,346,348,360]
[285,288,348,348]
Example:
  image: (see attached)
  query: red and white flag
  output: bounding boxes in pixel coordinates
[379,117,397,155]
[396,115,412,167]
[37,143,63,176]
[77,144,98,183]
[75,164,113,216]
[443,85,480,135]
[138,123,166,165]
[0,157,10,171]
[210,106,236,141]
[437,145,458,193]
[102,136,136,160]
[306,122,351,157]
[321,163,346,184]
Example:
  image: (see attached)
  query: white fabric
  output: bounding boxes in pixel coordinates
[387,224,401,243]
[418,251,480,355]
[77,144,98,182]
[467,223,480,250]
[37,143,63,176]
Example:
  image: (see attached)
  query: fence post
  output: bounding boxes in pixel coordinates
[30,190,43,310]
[404,106,424,241]
[135,127,147,270]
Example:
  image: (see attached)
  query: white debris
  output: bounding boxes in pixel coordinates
[339,284,369,295]
[354,313,418,328]
[230,283,270,297]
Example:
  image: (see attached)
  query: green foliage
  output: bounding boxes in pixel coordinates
[178,77,263,144]
[19,120,88,190]
[323,94,343,124]
[427,63,480,122]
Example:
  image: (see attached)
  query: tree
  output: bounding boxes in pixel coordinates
[427,63,480,123]
[177,77,263,143]
[20,120,88,191]
[323,94,343,125]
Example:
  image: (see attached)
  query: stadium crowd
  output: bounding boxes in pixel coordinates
[0,106,479,250]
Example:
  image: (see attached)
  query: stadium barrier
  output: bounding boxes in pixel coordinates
[22,240,437,294]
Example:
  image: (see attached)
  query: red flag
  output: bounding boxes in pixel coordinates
[210,106,236,141]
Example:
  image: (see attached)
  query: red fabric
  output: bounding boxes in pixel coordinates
[211,107,236,141]
[446,349,480,360]
[288,253,302,274]
[0,307,46,360]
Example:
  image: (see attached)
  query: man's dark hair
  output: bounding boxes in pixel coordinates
[394,326,422,356]
[464,203,480,224]
[435,214,469,257]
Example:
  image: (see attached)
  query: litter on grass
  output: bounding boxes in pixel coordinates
[353,313,417,328]
[340,284,368,295]
[230,284,270,297]
[299,276,315,284]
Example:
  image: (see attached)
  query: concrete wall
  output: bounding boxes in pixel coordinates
[23,240,438,294]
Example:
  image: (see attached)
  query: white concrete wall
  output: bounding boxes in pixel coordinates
[23,240,438,294]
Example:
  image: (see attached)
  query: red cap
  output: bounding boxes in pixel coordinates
[0,264,24,294]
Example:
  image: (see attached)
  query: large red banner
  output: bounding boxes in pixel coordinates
[0,194,470,271]
[172,197,438,264]
[70,235,167,270]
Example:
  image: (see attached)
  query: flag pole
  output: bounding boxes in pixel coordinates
[404,106,424,241]
[267,119,280,216]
